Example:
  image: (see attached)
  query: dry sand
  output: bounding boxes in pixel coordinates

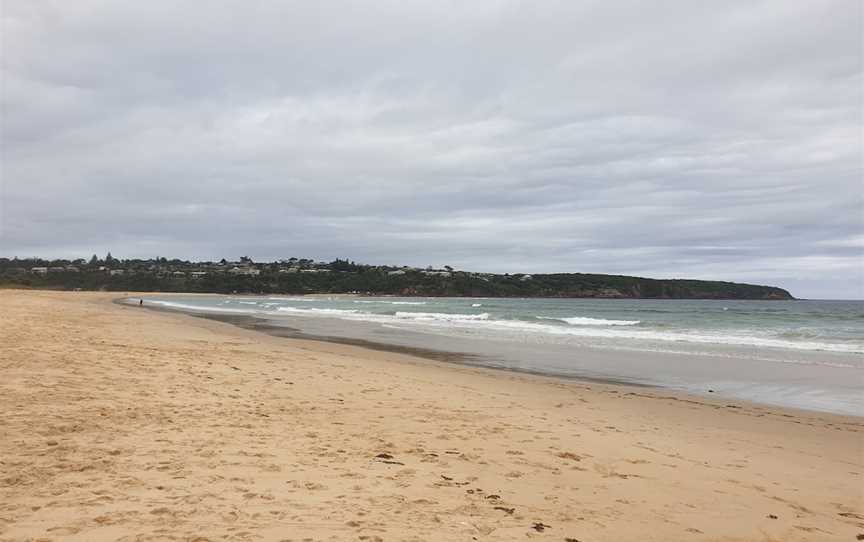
[0,290,862,542]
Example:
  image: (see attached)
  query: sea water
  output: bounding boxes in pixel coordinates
[140,295,864,415]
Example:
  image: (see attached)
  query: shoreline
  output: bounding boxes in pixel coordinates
[120,295,862,418]
[125,298,660,391]
[2,289,862,541]
[190,309,863,423]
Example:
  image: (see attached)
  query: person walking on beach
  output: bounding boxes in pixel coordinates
[139,299,143,307]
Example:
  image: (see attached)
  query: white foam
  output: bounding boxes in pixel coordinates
[393,311,490,321]
[353,300,427,305]
[148,300,255,314]
[471,320,861,353]
[146,297,864,356]
[538,316,640,326]
[276,307,360,316]
[375,316,863,354]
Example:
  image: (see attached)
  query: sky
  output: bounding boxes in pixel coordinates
[1,1,862,299]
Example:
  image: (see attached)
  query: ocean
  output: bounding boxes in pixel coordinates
[138,295,864,415]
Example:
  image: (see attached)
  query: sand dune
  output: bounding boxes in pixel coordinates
[0,290,861,541]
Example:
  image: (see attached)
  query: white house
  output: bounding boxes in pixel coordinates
[228,266,261,276]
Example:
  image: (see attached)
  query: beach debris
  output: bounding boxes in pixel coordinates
[493,506,515,515]
[840,512,864,520]
[373,452,403,465]
[708,389,715,393]
[565,539,581,542]
[485,494,501,500]
[556,451,581,461]
[767,514,778,519]
[531,522,550,532]
[855,534,864,540]
[437,474,469,485]
[46,440,58,446]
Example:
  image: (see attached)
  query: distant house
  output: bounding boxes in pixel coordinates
[30,267,48,275]
[65,265,80,273]
[387,270,406,276]
[422,270,451,277]
[228,266,260,276]
[190,271,207,279]
[47,266,66,273]
[109,269,126,276]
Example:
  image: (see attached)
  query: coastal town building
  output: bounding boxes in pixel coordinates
[228,266,261,276]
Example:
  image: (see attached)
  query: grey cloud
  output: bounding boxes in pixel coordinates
[1,0,862,298]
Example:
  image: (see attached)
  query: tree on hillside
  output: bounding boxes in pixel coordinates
[330,258,361,272]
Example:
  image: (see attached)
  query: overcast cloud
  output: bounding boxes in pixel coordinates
[1,1,862,298]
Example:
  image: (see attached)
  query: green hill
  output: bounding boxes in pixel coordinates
[0,256,794,300]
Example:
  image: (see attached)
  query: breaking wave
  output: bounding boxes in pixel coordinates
[146,300,254,314]
[394,311,490,321]
[276,307,360,316]
[537,316,641,326]
[141,297,864,355]
[353,300,427,305]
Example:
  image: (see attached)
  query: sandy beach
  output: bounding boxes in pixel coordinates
[1,290,862,542]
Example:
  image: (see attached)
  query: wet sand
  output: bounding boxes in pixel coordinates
[1,290,862,541]
[156,308,652,389]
